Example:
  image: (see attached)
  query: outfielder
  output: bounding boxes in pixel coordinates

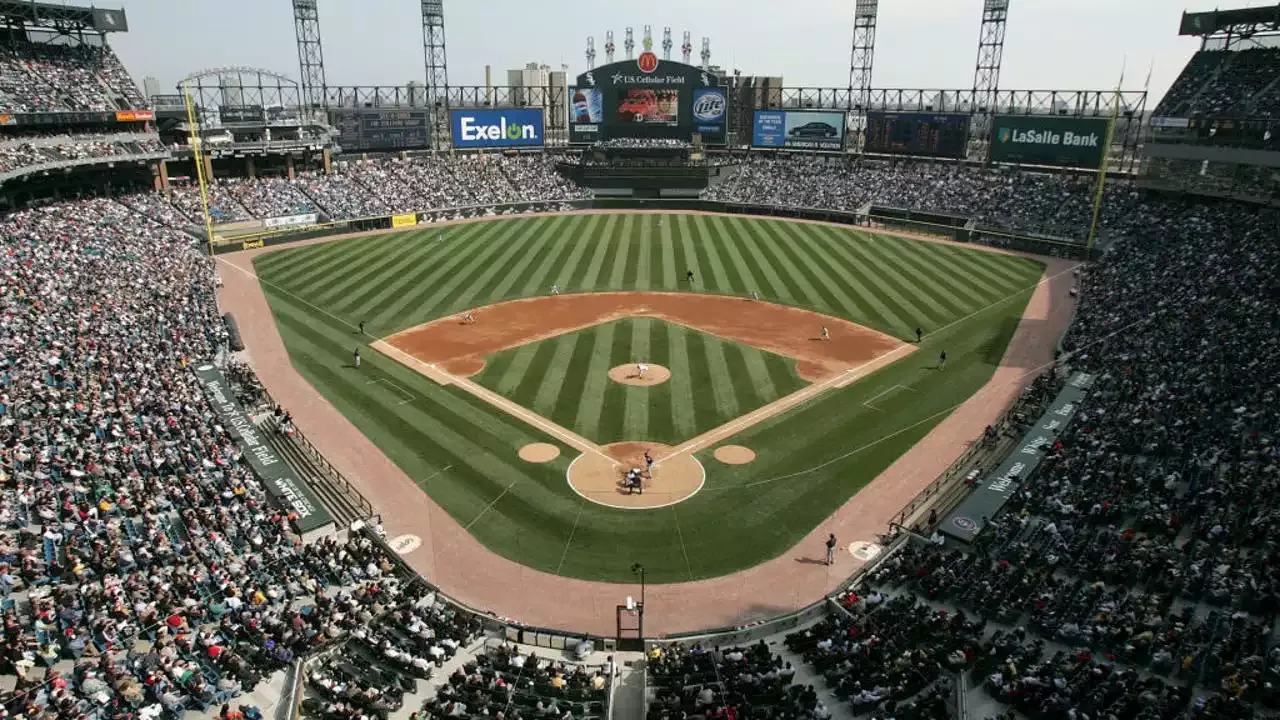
[353,348,361,369]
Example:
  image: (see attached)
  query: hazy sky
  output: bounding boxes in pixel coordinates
[101,0,1254,105]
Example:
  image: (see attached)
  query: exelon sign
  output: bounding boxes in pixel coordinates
[450,108,545,148]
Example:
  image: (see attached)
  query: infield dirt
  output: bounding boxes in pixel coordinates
[385,291,902,382]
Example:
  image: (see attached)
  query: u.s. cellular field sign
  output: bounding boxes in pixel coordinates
[989,115,1110,169]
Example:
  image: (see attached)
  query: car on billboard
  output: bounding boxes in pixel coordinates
[788,121,839,138]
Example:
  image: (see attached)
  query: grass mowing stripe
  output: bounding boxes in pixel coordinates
[949,244,1038,287]
[316,232,434,310]
[391,218,541,321]
[721,343,764,411]
[708,216,762,296]
[622,215,645,289]
[606,215,635,289]
[810,226,942,331]
[549,328,598,428]
[555,215,605,292]
[450,218,557,312]
[860,233,979,316]
[691,214,736,293]
[596,327,631,442]
[729,217,791,302]
[921,241,1029,295]
[670,216,694,289]
[498,215,572,298]
[700,333,741,420]
[645,321,675,442]
[736,336,780,401]
[766,221,873,323]
[264,229,397,286]
[364,220,520,327]
[495,341,543,395]
[527,330,578,415]
[519,216,582,296]
[330,222,495,320]
[779,222,909,333]
[630,216,651,290]
[644,218,662,292]
[622,318,652,439]
[763,354,802,400]
[685,215,727,294]
[897,239,1013,304]
[882,233,1016,308]
[665,322,697,438]
[509,339,558,406]
[578,215,619,290]
[743,220,822,309]
[682,331,720,433]
[573,323,617,440]
[673,214,708,291]
[658,215,678,289]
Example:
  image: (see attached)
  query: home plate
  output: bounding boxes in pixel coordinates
[848,541,881,561]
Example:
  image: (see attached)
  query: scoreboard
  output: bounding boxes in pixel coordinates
[865,111,970,158]
[330,108,431,151]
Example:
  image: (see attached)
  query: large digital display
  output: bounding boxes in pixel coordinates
[864,112,970,158]
[450,108,544,148]
[329,108,431,151]
[568,58,725,145]
[752,110,846,151]
[615,89,680,125]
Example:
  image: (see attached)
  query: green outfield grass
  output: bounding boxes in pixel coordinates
[253,213,1046,582]
[472,317,808,445]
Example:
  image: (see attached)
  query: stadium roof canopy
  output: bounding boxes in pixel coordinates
[0,0,127,33]
[1179,4,1280,39]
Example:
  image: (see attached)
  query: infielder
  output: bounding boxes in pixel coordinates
[749,290,760,301]
[551,283,561,295]
[820,326,831,342]
[462,312,476,325]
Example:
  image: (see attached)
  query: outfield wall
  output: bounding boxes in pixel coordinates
[208,199,1090,260]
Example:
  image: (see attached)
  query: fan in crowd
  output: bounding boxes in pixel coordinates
[646,641,831,720]
[0,43,146,113]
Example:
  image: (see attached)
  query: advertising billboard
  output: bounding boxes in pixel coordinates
[865,112,970,158]
[752,110,846,151]
[450,108,544,148]
[568,58,726,145]
[989,115,1110,168]
[568,87,605,143]
[330,108,431,151]
[691,88,727,139]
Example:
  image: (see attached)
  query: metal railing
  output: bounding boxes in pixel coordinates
[286,422,377,521]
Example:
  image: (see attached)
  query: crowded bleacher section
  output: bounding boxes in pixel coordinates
[1154,47,1280,117]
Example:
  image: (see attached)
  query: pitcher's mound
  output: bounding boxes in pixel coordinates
[714,445,756,465]
[518,443,561,463]
[567,442,703,509]
[608,363,671,387]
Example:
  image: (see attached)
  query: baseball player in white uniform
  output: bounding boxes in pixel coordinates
[637,362,649,379]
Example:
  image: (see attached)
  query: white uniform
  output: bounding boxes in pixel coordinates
[637,363,649,378]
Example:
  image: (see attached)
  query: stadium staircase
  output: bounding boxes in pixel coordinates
[257,417,374,530]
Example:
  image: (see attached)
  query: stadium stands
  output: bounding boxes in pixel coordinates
[1154,47,1280,117]
[0,42,146,112]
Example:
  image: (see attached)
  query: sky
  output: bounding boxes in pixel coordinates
[97,0,1266,106]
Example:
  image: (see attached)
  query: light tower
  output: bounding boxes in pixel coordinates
[849,0,878,111]
[291,0,326,109]
[643,25,653,53]
[973,0,1010,113]
[624,27,634,60]
[586,36,596,70]
[700,37,710,70]
[681,31,692,64]
[662,27,673,61]
[420,0,449,145]
[605,30,615,64]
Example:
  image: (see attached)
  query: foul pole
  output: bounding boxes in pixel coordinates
[1085,88,1122,261]
[182,82,216,256]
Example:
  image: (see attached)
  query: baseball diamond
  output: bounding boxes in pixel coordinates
[247,211,1048,584]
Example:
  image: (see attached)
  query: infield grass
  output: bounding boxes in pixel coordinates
[254,213,1046,582]
[473,318,808,445]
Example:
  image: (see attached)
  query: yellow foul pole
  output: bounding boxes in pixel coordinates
[182,81,216,256]
[1085,88,1122,261]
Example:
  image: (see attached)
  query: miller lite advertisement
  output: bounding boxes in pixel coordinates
[568,57,725,144]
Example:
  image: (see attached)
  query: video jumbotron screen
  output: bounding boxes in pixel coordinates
[615,88,679,125]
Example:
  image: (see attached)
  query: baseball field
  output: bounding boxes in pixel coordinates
[252,212,1045,583]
